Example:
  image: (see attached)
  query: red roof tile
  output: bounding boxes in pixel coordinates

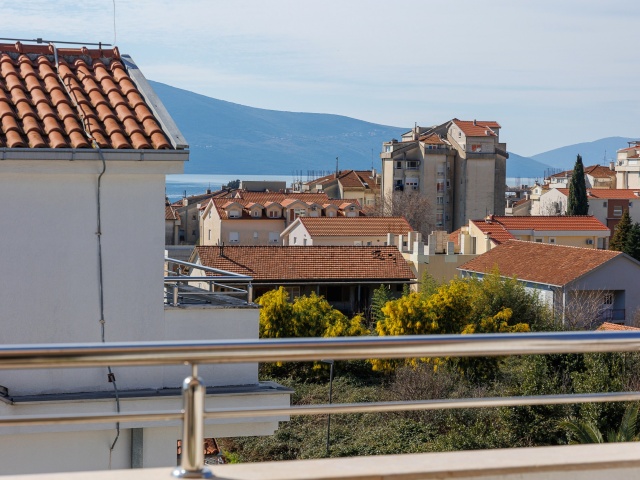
[297,216,413,237]
[584,165,616,179]
[419,133,447,144]
[470,220,515,244]
[165,205,179,221]
[452,119,499,137]
[479,215,609,232]
[0,42,171,150]
[597,322,640,331]
[195,246,416,281]
[458,240,622,286]
[556,188,640,200]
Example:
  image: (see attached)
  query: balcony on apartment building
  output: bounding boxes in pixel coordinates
[616,158,640,169]
[4,332,640,480]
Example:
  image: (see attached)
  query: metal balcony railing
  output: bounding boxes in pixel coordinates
[164,257,253,305]
[3,332,640,477]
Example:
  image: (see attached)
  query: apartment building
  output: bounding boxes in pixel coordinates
[300,169,381,208]
[547,164,617,190]
[381,119,507,232]
[616,141,640,189]
[200,191,361,246]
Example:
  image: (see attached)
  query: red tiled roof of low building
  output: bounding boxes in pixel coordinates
[556,188,640,200]
[298,216,413,236]
[0,42,172,150]
[165,205,179,220]
[486,215,609,232]
[597,322,640,331]
[458,240,621,286]
[470,220,515,244]
[195,246,416,281]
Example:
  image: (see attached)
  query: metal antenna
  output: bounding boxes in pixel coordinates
[0,37,112,47]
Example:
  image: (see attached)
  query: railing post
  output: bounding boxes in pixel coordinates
[173,284,179,306]
[173,364,213,479]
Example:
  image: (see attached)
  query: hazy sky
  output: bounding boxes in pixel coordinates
[2,0,639,156]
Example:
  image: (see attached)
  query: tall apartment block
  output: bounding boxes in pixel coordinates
[380,119,508,231]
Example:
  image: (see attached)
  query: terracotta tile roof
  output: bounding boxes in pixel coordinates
[512,198,531,207]
[483,215,609,232]
[297,216,413,237]
[470,220,515,244]
[165,205,179,221]
[458,240,622,286]
[209,194,351,220]
[419,133,447,144]
[195,246,416,281]
[584,165,616,179]
[0,42,172,150]
[556,188,640,200]
[303,170,379,192]
[452,119,499,137]
[597,322,640,331]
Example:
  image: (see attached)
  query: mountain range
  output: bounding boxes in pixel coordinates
[151,81,635,179]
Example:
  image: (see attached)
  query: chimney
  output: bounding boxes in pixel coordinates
[473,119,477,126]
[610,161,615,171]
[219,242,225,257]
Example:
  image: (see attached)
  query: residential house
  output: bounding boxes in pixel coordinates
[547,164,617,190]
[452,215,610,254]
[539,188,639,235]
[616,141,640,189]
[199,192,361,246]
[381,119,508,231]
[299,169,381,208]
[458,240,640,325]
[190,245,416,315]
[281,216,413,246]
[0,42,289,474]
[170,188,229,244]
[165,203,181,245]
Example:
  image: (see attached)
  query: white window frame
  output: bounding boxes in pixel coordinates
[229,231,239,243]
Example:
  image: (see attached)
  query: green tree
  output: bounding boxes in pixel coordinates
[561,403,640,444]
[567,154,589,215]
[370,284,393,325]
[624,222,640,261]
[610,209,632,252]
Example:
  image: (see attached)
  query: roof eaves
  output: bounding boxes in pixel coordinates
[122,55,189,150]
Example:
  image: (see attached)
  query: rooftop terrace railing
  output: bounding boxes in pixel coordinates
[164,257,253,305]
[3,332,640,477]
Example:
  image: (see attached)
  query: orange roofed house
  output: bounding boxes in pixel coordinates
[281,216,414,246]
[0,42,291,474]
[452,215,611,254]
[199,191,361,246]
[540,188,640,235]
[189,245,416,315]
[299,169,381,208]
[458,241,640,326]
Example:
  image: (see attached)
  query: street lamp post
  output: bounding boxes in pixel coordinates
[322,359,335,457]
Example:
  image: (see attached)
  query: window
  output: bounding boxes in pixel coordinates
[613,206,623,217]
[253,231,259,239]
[252,209,261,218]
[269,232,279,243]
[395,161,402,169]
[548,237,556,244]
[384,145,392,153]
[228,209,241,218]
[294,208,306,218]
[407,161,418,170]
[603,201,607,207]
[293,236,297,244]
[603,293,613,305]
[208,211,211,219]
[229,231,239,243]
[535,238,543,243]
[207,229,211,241]
[405,179,419,190]
[437,182,444,192]
[268,209,280,218]
[436,196,444,204]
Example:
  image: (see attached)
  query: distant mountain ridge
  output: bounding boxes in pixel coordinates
[151,81,634,179]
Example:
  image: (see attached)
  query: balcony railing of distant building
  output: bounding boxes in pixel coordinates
[601,309,625,322]
[4,332,640,477]
[164,257,253,306]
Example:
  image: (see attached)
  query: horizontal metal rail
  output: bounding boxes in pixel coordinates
[4,332,640,477]
[165,257,253,281]
[2,331,640,369]
[4,392,640,428]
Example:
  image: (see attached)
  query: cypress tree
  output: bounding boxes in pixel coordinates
[567,154,589,215]
[623,222,640,261]
[610,209,632,251]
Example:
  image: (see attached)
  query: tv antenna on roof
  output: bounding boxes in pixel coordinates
[0,37,112,46]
